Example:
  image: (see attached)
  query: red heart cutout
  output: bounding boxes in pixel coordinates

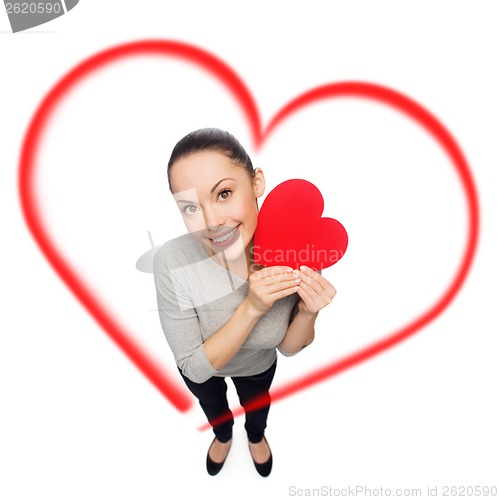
[253,179,348,270]
[18,40,479,419]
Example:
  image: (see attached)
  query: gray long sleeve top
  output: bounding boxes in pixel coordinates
[153,232,302,383]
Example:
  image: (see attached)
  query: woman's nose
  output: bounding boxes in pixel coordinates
[202,205,225,230]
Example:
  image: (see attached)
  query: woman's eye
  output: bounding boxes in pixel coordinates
[218,189,232,201]
[182,205,199,216]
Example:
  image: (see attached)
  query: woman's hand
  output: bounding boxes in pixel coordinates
[295,265,336,315]
[245,266,300,317]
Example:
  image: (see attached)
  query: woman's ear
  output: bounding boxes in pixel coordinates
[252,167,266,198]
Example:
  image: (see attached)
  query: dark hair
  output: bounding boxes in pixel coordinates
[167,128,254,193]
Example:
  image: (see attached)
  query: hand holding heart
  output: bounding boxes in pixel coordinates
[245,266,301,316]
[295,265,337,316]
[245,264,336,317]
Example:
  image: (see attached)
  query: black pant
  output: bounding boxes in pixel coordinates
[178,359,277,444]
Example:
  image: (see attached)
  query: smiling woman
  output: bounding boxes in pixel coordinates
[152,128,337,477]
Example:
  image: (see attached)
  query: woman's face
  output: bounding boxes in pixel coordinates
[169,150,265,263]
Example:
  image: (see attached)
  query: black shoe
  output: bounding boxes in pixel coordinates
[249,436,273,477]
[206,437,232,476]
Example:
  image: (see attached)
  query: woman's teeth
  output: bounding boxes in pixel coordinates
[213,226,238,243]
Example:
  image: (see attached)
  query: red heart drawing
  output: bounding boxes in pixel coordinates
[253,179,348,271]
[18,40,480,420]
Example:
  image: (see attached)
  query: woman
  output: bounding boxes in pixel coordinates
[153,128,336,477]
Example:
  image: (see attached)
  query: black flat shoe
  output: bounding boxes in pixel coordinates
[249,436,273,477]
[206,437,232,476]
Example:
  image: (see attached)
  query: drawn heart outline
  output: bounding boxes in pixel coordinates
[18,39,480,418]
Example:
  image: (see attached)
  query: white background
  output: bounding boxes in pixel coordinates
[1,1,498,498]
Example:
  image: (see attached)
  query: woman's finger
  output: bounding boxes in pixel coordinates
[297,268,325,296]
[269,283,300,300]
[252,266,294,280]
[250,271,299,291]
[298,266,336,298]
[297,279,322,310]
[264,275,301,294]
[296,282,313,307]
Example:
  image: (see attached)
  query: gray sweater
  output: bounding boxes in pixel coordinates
[152,232,302,383]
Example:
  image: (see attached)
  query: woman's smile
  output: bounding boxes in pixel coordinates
[207,224,241,250]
